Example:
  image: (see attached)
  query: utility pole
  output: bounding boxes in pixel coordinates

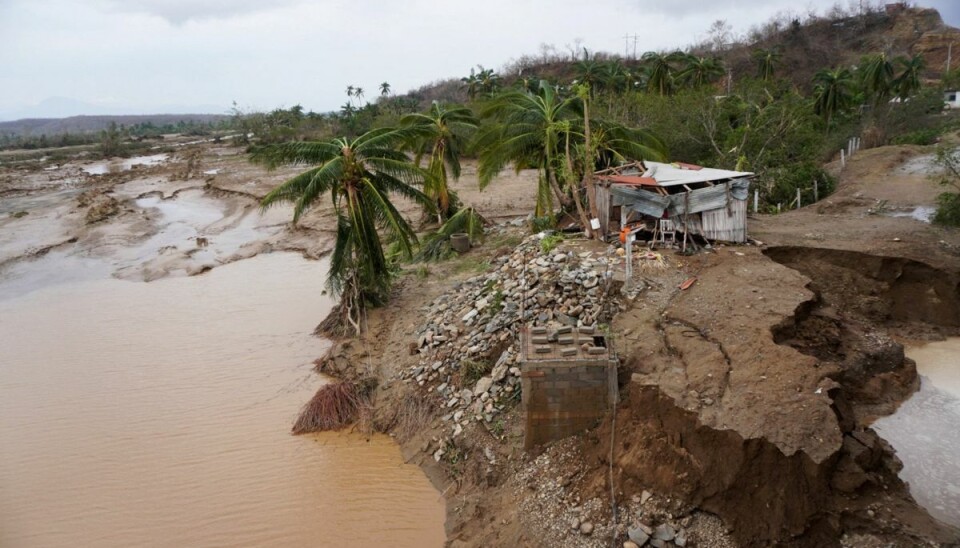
[623,34,639,59]
[948,42,953,75]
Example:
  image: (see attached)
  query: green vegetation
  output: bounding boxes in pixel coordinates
[540,233,564,253]
[401,102,478,220]
[459,359,492,386]
[415,206,487,262]
[932,146,960,226]
[254,126,433,336]
[241,4,960,339]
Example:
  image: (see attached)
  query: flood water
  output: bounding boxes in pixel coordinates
[0,253,445,547]
[874,338,960,527]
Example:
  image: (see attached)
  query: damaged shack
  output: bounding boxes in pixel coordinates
[595,161,753,243]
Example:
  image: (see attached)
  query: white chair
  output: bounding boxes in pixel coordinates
[658,219,676,245]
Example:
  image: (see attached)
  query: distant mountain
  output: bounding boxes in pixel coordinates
[0,114,231,137]
[0,97,227,123]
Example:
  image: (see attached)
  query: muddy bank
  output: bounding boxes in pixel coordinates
[318,229,958,546]
[0,145,333,294]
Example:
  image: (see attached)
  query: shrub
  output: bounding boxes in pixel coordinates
[459,359,491,386]
[540,233,564,253]
[934,192,960,226]
[892,128,939,146]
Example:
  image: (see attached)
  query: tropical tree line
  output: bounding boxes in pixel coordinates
[254,78,666,336]
[251,38,948,338]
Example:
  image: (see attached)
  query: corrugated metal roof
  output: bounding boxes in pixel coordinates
[643,161,753,187]
[610,179,750,218]
[599,161,753,188]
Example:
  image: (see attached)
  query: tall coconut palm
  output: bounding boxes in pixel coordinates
[752,47,781,81]
[401,101,479,220]
[254,127,433,336]
[860,53,894,105]
[813,67,854,129]
[893,54,926,100]
[677,55,725,88]
[379,81,391,97]
[476,80,581,217]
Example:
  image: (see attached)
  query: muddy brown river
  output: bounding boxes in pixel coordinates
[0,253,444,547]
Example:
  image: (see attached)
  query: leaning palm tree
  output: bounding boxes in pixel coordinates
[813,68,854,129]
[893,54,926,101]
[476,80,581,217]
[752,47,782,81]
[401,101,479,220]
[254,127,433,336]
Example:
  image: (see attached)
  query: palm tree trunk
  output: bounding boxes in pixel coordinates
[566,131,593,238]
[581,94,602,239]
[547,167,570,210]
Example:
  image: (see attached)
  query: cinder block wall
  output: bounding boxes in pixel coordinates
[521,359,617,449]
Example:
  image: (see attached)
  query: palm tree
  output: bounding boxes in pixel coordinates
[677,55,725,88]
[641,51,679,95]
[590,121,666,168]
[460,69,480,99]
[860,53,894,105]
[812,68,854,129]
[598,60,630,94]
[574,53,604,90]
[752,47,781,81]
[401,101,479,220]
[476,67,501,96]
[476,80,581,217]
[254,127,433,336]
[893,54,926,100]
[379,81,391,97]
[354,87,365,103]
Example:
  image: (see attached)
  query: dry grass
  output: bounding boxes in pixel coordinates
[390,392,439,442]
[292,382,363,434]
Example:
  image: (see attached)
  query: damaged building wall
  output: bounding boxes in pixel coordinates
[608,178,751,243]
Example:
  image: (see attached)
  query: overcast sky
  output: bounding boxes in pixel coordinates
[1,0,958,120]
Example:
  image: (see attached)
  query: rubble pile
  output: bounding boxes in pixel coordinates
[399,234,624,448]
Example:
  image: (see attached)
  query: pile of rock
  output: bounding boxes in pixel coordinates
[625,522,688,547]
[400,233,623,446]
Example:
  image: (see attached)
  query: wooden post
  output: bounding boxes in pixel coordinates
[814,180,819,203]
[754,189,759,213]
[797,188,802,209]
[625,233,633,290]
